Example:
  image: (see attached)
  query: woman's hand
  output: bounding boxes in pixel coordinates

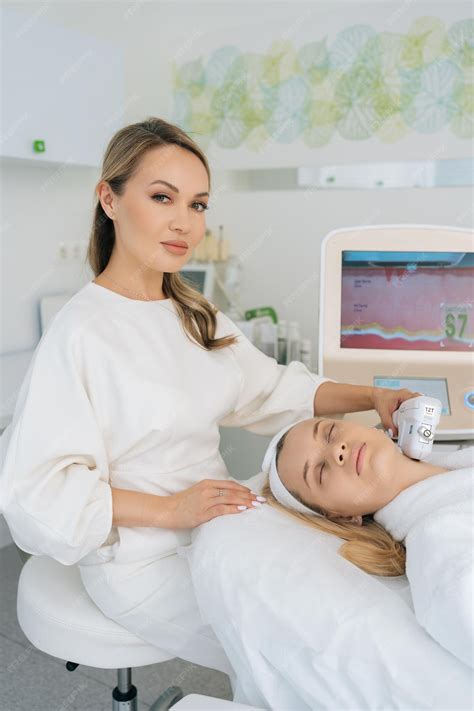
[371,387,422,437]
[164,479,265,529]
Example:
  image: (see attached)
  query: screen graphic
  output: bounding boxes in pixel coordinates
[341,251,474,351]
[373,377,450,415]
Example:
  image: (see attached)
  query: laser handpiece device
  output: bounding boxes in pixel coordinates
[390,395,443,460]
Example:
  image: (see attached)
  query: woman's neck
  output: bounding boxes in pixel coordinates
[396,454,448,494]
[96,262,166,301]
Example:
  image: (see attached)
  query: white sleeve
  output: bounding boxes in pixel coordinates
[0,327,113,566]
[217,312,337,436]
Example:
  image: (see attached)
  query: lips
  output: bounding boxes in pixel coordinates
[355,443,366,476]
[161,240,188,248]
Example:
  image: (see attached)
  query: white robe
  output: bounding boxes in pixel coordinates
[0,280,331,675]
[374,446,474,669]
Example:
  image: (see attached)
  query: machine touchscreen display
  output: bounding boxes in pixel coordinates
[340,251,474,351]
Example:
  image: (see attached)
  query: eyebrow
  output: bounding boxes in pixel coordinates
[148,179,209,198]
[302,419,324,487]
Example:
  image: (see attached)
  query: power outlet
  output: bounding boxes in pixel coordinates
[57,242,68,261]
[57,241,88,262]
[71,242,82,260]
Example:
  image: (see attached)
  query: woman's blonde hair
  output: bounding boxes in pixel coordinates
[87,116,239,351]
[261,428,406,577]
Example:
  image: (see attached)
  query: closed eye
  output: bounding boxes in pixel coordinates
[320,423,335,484]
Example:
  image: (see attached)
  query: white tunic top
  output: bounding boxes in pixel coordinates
[0,281,331,569]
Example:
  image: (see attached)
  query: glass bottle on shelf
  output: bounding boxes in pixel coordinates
[287,321,301,363]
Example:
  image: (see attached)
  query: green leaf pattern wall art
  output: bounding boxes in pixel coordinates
[172,16,473,150]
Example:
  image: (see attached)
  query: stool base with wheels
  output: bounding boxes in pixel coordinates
[64,662,169,711]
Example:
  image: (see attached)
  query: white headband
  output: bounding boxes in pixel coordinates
[261,417,323,517]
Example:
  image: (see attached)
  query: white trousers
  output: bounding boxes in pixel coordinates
[78,552,237,684]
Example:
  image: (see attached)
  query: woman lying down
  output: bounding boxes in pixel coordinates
[261,415,473,670]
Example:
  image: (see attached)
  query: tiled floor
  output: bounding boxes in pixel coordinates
[0,544,233,710]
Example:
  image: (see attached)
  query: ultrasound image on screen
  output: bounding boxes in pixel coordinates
[340,251,473,351]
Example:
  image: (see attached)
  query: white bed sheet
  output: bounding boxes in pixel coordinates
[178,470,474,710]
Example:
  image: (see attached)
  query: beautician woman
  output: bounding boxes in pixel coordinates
[0,117,419,676]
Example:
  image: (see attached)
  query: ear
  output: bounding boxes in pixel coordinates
[327,512,363,527]
[97,181,115,219]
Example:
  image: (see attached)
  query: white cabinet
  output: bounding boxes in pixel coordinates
[2,7,125,167]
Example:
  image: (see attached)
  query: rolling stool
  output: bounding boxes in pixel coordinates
[16,554,263,710]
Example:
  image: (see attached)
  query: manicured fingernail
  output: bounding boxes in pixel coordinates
[251,501,263,507]
[237,505,247,510]
[256,496,266,502]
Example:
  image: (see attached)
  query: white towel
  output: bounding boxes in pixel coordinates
[374,446,474,668]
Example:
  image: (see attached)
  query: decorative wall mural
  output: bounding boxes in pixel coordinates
[172,17,473,150]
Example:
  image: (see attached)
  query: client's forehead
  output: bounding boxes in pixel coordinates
[284,419,331,462]
[283,419,317,455]
[279,420,317,486]
[289,418,320,441]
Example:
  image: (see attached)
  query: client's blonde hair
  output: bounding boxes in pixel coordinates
[261,430,406,577]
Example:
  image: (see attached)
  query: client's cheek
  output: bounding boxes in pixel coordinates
[350,488,368,512]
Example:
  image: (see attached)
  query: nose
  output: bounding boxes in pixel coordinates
[329,439,347,466]
[169,201,191,233]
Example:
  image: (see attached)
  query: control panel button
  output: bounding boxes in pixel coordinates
[417,424,433,442]
[464,391,474,410]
